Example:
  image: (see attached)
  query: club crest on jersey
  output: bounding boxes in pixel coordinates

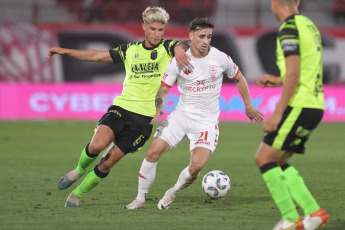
[184,69,191,75]
[151,50,158,60]
[209,65,217,79]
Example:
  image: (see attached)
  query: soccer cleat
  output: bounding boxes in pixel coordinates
[64,192,80,207]
[58,169,83,190]
[303,208,329,230]
[273,217,303,230]
[123,199,145,210]
[157,188,176,210]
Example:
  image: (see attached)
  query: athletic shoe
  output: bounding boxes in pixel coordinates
[58,169,82,190]
[303,208,329,230]
[64,192,80,207]
[273,217,303,230]
[157,188,176,210]
[123,199,145,210]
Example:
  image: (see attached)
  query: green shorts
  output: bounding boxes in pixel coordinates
[263,106,323,154]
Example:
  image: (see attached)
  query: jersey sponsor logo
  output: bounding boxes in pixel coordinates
[209,65,217,79]
[108,109,122,117]
[131,62,159,74]
[128,73,161,80]
[196,80,205,86]
[186,83,216,92]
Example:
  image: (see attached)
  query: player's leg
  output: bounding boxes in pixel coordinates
[157,147,212,210]
[125,112,186,210]
[255,142,301,228]
[58,124,114,190]
[158,123,218,210]
[124,137,170,210]
[282,163,328,230]
[66,145,125,207]
[175,147,212,191]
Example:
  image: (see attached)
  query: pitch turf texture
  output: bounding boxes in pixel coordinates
[0,121,344,230]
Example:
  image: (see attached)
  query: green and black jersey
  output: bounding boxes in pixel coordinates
[276,14,324,110]
[109,39,178,117]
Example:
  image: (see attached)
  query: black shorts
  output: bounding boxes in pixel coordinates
[263,106,323,154]
[98,105,153,154]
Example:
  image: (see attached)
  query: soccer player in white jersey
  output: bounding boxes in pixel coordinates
[124,17,264,210]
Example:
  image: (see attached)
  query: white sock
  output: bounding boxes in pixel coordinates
[136,158,158,202]
[172,166,197,194]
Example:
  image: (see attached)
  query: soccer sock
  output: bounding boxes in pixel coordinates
[282,164,320,215]
[136,159,158,202]
[73,165,108,198]
[260,162,299,222]
[76,143,98,175]
[172,166,198,195]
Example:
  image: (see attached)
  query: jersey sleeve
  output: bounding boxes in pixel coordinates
[161,58,179,88]
[278,16,300,57]
[161,39,179,58]
[223,53,239,80]
[109,42,135,64]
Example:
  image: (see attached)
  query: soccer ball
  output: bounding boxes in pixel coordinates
[202,170,231,198]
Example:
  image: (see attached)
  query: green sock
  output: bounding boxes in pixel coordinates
[76,145,97,175]
[73,169,104,198]
[283,166,320,215]
[262,166,299,222]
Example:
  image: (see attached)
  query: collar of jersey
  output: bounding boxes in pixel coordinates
[141,40,163,50]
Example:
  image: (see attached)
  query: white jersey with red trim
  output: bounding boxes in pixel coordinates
[162,47,239,123]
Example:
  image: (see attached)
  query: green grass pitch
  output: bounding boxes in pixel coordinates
[0,121,344,230]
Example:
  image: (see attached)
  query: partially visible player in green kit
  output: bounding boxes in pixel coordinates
[255,0,329,229]
[47,6,191,207]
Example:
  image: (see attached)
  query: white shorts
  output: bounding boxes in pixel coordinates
[154,109,219,152]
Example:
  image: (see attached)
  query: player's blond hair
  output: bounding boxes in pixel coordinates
[142,6,169,24]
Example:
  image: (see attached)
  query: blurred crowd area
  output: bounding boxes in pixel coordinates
[1,0,345,85]
[0,0,344,26]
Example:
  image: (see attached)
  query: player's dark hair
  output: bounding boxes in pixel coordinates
[190,17,215,32]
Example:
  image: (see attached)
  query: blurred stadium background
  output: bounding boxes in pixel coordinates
[0,0,344,120]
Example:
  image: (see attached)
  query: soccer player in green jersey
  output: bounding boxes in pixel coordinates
[47,6,190,207]
[255,0,329,229]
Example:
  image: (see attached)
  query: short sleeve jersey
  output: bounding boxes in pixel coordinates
[162,47,239,124]
[276,14,324,109]
[109,39,178,117]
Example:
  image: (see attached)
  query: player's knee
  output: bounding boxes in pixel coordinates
[88,142,105,155]
[189,163,204,176]
[254,154,261,167]
[146,147,162,162]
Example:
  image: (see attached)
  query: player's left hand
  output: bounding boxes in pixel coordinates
[263,111,282,132]
[150,108,164,125]
[174,46,193,70]
[245,105,264,123]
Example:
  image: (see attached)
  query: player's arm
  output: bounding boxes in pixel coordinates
[263,22,300,132]
[47,47,113,62]
[234,71,264,123]
[257,74,282,88]
[150,84,171,125]
[174,40,192,68]
[264,55,299,132]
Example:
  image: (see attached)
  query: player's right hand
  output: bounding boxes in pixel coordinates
[46,47,66,59]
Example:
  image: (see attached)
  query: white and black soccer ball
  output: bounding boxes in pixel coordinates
[202,170,231,198]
